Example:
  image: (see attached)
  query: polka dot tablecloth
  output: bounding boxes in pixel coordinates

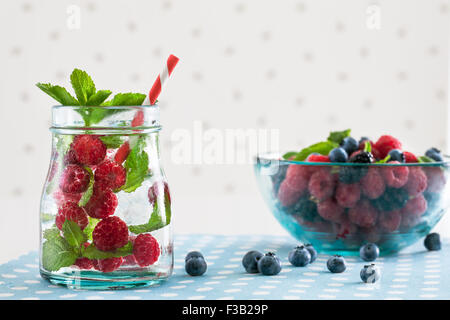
[0,234,448,300]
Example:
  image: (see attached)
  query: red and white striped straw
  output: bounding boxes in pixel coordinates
[144,54,179,105]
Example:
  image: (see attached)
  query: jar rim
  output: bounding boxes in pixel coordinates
[51,104,158,110]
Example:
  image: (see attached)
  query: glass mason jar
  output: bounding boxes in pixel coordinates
[39,105,173,289]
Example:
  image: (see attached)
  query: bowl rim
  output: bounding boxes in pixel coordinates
[255,152,450,167]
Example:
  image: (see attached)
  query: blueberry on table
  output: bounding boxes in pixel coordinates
[242,250,263,273]
[329,147,348,163]
[185,251,204,262]
[424,233,441,251]
[288,245,311,267]
[359,243,380,262]
[305,244,317,263]
[425,148,444,162]
[388,149,405,163]
[257,252,282,276]
[185,256,207,276]
[327,255,346,273]
[340,137,359,155]
[360,264,381,283]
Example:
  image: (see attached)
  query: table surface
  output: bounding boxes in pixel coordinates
[0,234,447,300]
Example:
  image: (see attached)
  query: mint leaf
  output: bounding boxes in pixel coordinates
[418,155,434,163]
[327,129,351,144]
[43,225,60,241]
[86,90,112,106]
[36,83,79,106]
[101,93,146,106]
[376,155,391,163]
[83,217,100,241]
[364,141,372,153]
[128,194,171,234]
[294,141,338,161]
[82,242,133,260]
[78,167,94,207]
[282,151,298,160]
[121,136,149,193]
[41,212,55,223]
[100,136,124,148]
[70,69,96,105]
[42,237,78,271]
[62,220,87,250]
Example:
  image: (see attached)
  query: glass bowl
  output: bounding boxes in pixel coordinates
[254,152,450,255]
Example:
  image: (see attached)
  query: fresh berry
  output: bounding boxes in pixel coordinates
[336,217,358,239]
[114,141,131,164]
[360,264,381,283]
[328,147,348,163]
[148,181,171,206]
[305,244,317,263]
[425,147,444,162]
[287,195,319,222]
[371,187,409,211]
[403,151,418,163]
[388,149,405,163]
[402,194,427,217]
[72,135,107,166]
[288,245,311,267]
[348,200,378,228]
[306,154,330,163]
[74,242,93,269]
[339,151,373,184]
[361,168,385,199]
[317,199,344,223]
[374,135,402,159]
[257,252,282,276]
[424,233,441,251]
[327,255,346,273]
[122,254,137,266]
[242,250,264,273]
[185,256,207,276]
[359,137,370,145]
[381,161,409,188]
[284,164,311,192]
[405,167,428,197]
[308,170,336,201]
[378,210,402,232]
[350,151,374,164]
[55,201,89,230]
[277,179,303,208]
[63,149,78,165]
[84,188,118,219]
[133,234,160,267]
[359,243,379,262]
[340,137,359,155]
[94,160,126,190]
[424,167,446,193]
[92,216,129,252]
[53,190,83,207]
[185,251,204,262]
[59,164,90,194]
[93,257,123,273]
[335,183,360,208]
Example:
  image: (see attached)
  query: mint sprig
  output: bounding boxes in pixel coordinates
[121,136,150,193]
[81,242,133,260]
[78,167,94,207]
[128,194,171,234]
[62,220,87,251]
[327,129,351,145]
[42,236,78,272]
[100,136,124,149]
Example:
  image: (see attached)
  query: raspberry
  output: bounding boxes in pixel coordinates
[94,160,126,190]
[378,210,401,232]
[92,216,129,251]
[53,189,82,207]
[374,135,402,159]
[284,164,311,192]
[72,135,106,166]
[307,154,330,163]
[335,183,360,208]
[348,200,378,228]
[148,181,171,206]
[55,201,89,230]
[336,217,358,239]
[405,167,427,197]
[74,243,94,269]
[424,167,446,193]
[92,257,123,272]
[114,141,131,164]
[308,169,336,201]
[63,149,78,165]
[403,151,418,163]
[371,187,409,211]
[317,198,344,223]
[277,180,303,207]
[84,187,118,219]
[380,161,409,188]
[133,233,161,267]
[361,168,385,199]
[59,164,90,194]
[122,254,137,266]
[401,194,427,217]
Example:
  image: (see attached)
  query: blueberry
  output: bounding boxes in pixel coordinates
[242,250,264,273]
[388,149,405,163]
[185,251,204,262]
[424,233,441,251]
[305,244,317,263]
[359,243,380,262]
[185,257,207,276]
[425,148,444,162]
[359,137,370,145]
[326,255,346,273]
[257,252,282,276]
[340,137,359,155]
[329,147,348,163]
[288,196,318,222]
[288,245,311,267]
[360,264,381,283]
[371,187,409,211]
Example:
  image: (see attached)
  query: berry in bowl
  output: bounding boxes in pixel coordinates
[254,130,450,255]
